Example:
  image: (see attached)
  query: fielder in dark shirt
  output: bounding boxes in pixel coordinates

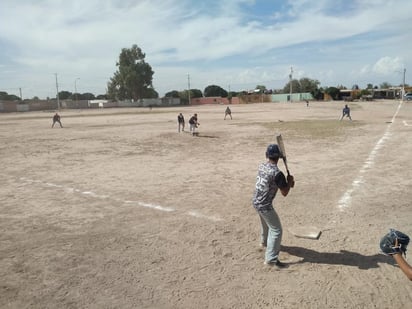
[52,113,63,128]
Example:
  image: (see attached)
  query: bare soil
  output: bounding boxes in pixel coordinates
[1,100,412,308]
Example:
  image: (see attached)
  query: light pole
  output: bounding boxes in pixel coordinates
[55,73,60,109]
[289,67,293,103]
[395,68,406,100]
[74,78,80,102]
[402,68,406,100]
[187,74,191,105]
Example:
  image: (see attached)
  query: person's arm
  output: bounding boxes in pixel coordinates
[275,172,294,197]
[393,253,412,280]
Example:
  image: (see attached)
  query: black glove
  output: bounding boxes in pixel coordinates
[380,229,410,256]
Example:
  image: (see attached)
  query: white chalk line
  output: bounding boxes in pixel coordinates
[187,210,223,222]
[403,120,411,127]
[338,100,403,211]
[18,177,223,222]
[124,200,174,212]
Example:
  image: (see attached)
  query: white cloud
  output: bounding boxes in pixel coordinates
[372,57,404,75]
[0,0,411,98]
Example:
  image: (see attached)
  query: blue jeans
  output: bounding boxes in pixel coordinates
[258,209,282,263]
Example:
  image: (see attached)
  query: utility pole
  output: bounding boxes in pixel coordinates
[402,68,406,100]
[187,74,191,105]
[75,78,80,103]
[19,88,22,101]
[289,67,293,103]
[55,73,60,109]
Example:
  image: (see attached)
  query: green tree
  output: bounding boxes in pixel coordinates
[299,78,320,97]
[107,44,155,100]
[282,79,301,93]
[190,89,203,98]
[229,91,239,97]
[282,77,320,95]
[255,85,267,93]
[367,83,373,89]
[360,89,371,96]
[165,90,180,98]
[312,89,323,100]
[167,89,203,100]
[71,93,80,100]
[324,87,340,100]
[178,91,188,100]
[58,91,72,100]
[79,93,96,100]
[142,88,158,99]
[0,91,20,101]
[380,82,392,89]
[204,85,228,97]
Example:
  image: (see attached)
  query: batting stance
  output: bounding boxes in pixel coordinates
[252,144,294,268]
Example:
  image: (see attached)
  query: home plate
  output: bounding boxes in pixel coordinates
[289,226,322,240]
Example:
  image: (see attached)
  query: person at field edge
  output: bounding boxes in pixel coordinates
[52,112,63,128]
[177,113,185,132]
[189,113,199,134]
[340,104,352,121]
[224,106,232,120]
[252,144,294,268]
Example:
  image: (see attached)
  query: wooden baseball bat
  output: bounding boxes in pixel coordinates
[276,133,294,188]
[276,134,290,175]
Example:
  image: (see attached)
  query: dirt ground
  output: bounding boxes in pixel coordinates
[1,100,412,309]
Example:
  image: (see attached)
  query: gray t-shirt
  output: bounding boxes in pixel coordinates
[252,162,287,213]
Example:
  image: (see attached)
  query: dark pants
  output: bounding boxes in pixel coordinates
[52,120,63,128]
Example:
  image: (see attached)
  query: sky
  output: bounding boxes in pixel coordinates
[0,0,411,100]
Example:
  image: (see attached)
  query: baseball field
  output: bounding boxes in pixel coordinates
[1,100,411,308]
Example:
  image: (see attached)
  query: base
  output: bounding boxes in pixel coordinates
[289,226,322,240]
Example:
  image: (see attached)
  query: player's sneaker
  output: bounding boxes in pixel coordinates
[264,260,288,268]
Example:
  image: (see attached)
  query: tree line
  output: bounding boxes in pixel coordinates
[1,44,407,101]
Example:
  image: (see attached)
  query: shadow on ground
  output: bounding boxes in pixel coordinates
[282,245,394,270]
[196,134,219,139]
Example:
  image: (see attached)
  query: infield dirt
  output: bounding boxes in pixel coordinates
[1,100,412,308]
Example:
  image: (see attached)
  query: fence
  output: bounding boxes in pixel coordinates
[0,98,183,113]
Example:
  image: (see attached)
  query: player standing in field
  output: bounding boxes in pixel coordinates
[252,144,294,268]
[340,104,352,121]
[51,112,63,128]
[177,113,185,132]
[224,106,232,120]
[189,113,199,134]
